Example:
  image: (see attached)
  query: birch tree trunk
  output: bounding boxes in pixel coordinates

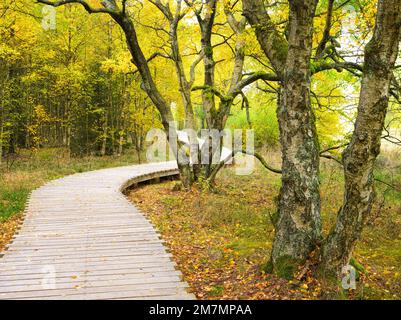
[270,0,321,277]
[321,0,401,277]
[243,0,321,277]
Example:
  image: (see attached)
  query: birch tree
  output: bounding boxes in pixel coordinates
[321,0,401,278]
[243,0,321,277]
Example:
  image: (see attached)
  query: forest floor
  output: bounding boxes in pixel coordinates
[0,148,143,251]
[1,147,400,300]
[128,150,401,300]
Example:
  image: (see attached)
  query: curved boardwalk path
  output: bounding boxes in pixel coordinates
[0,162,195,300]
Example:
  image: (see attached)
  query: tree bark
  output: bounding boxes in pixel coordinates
[244,0,321,277]
[215,6,247,131]
[242,0,288,78]
[321,0,401,277]
[150,0,198,131]
[199,0,217,132]
[273,0,321,277]
[169,16,196,130]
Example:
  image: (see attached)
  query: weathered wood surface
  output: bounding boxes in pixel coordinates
[0,161,195,300]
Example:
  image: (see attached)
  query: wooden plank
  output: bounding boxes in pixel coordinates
[0,254,174,268]
[0,275,186,293]
[0,261,179,275]
[10,232,161,240]
[0,282,190,300]
[4,238,165,249]
[0,266,179,281]
[8,287,192,300]
[3,242,166,255]
[3,242,166,253]
[0,162,194,300]
[1,250,172,264]
[13,228,158,238]
[0,270,181,289]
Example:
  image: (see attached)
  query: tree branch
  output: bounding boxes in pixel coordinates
[127,52,172,75]
[232,72,279,95]
[148,0,173,21]
[36,0,118,15]
[312,61,363,74]
[315,0,335,59]
[191,85,228,102]
[242,0,288,77]
[189,52,204,87]
[208,149,282,183]
[320,143,349,155]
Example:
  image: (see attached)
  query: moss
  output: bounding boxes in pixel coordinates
[268,210,279,227]
[208,285,224,297]
[267,31,288,65]
[349,257,366,281]
[204,45,213,57]
[274,255,301,280]
[263,258,274,274]
[310,60,317,74]
[204,89,214,101]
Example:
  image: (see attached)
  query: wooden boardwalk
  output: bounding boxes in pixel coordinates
[0,161,195,300]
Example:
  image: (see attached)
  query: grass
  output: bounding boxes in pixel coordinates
[1,146,399,299]
[0,147,142,250]
[128,150,401,300]
[129,153,318,299]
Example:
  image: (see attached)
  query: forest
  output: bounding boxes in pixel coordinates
[0,0,401,300]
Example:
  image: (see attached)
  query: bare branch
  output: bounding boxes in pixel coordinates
[191,85,228,101]
[315,0,335,59]
[208,149,282,183]
[36,0,118,15]
[127,52,172,75]
[148,0,173,21]
[232,72,279,96]
[189,52,204,87]
[320,143,349,155]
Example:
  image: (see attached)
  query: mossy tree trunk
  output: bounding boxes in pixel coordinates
[271,0,321,277]
[321,0,401,278]
[243,0,321,277]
